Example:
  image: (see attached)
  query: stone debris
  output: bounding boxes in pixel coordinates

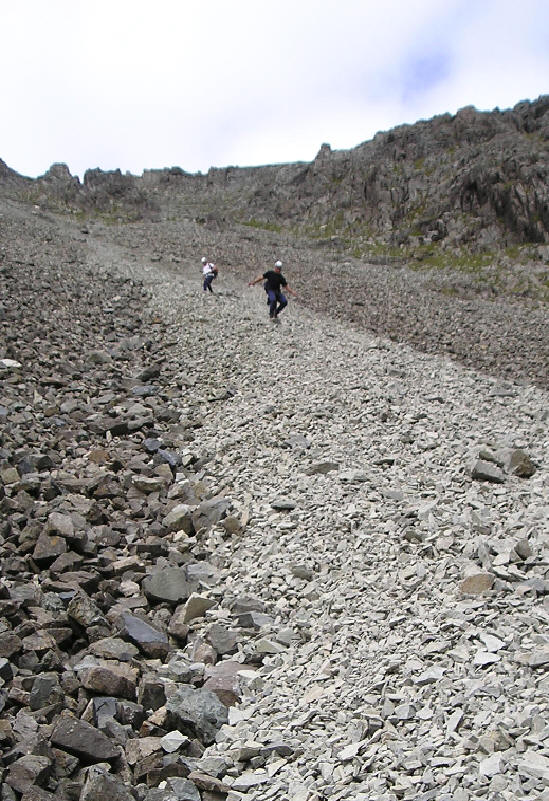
[0,198,547,801]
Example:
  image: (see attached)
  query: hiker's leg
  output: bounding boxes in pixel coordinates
[275,293,287,315]
[267,289,277,317]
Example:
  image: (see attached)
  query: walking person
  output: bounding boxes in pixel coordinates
[201,256,218,293]
[248,260,298,320]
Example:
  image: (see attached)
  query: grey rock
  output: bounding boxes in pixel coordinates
[142,567,199,604]
[67,592,107,628]
[51,716,119,761]
[472,459,506,483]
[206,623,239,655]
[119,613,169,659]
[79,660,137,700]
[146,791,180,801]
[506,448,537,478]
[304,461,339,475]
[192,496,230,529]
[115,700,146,728]
[181,594,216,623]
[29,673,61,711]
[160,730,189,753]
[19,787,55,801]
[231,772,272,792]
[138,675,167,711]
[47,512,75,538]
[32,531,67,565]
[0,632,23,659]
[0,658,14,682]
[6,755,51,794]
[236,611,274,628]
[88,637,139,662]
[165,777,201,801]
[283,434,310,449]
[291,564,314,580]
[80,766,135,801]
[203,660,243,706]
[270,498,296,510]
[162,504,194,533]
[80,765,135,801]
[131,475,168,494]
[187,771,231,795]
[165,686,228,745]
[231,596,265,615]
[167,608,191,641]
[92,696,117,727]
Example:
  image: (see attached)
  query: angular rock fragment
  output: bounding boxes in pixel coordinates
[80,765,135,801]
[193,496,231,527]
[165,778,201,801]
[51,716,119,761]
[118,613,169,659]
[459,572,495,595]
[6,755,52,794]
[181,593,216,623]
[471,459,505,483]
[79,660,138,700]
[506,448,537,478]
[165,686,228,745]
[142,567,199,605]
[162,503,194,533]
[203,660,244,706]
[187,771,231,794]
[32,531,67,565]
[67,593,107,629]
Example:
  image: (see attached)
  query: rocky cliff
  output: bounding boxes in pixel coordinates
[2,96,548,259]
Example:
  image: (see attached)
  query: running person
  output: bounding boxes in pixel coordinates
[201,256,218,293]
[248,260,298,320]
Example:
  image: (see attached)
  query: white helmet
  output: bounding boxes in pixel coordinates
[201,256,207,263]
[275,260,282,268]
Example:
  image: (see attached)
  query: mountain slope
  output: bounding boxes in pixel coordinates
[2,96,548,259]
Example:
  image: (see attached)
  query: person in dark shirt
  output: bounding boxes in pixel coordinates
[248,260,298,320]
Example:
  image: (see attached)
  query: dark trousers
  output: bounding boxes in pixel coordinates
[266,289,287,317]
[203,274,215,292]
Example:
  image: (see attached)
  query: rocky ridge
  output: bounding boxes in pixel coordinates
[0,196,548,801]
[2,96,549,260]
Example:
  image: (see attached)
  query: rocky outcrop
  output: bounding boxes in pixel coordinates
[0,161,156,221]
[136,96,549,252]
[0,159,32,194]
[2,96,548,250]
[81,168,157,219]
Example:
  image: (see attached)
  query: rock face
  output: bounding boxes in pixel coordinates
[2,95,549,253]
[0,137,548,801]
[143,95,549,252]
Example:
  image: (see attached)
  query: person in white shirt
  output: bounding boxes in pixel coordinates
[201,256,218,293]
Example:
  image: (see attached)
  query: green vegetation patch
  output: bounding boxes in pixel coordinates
[241,218,283,233]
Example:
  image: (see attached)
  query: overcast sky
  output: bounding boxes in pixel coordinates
[2,0,548,180]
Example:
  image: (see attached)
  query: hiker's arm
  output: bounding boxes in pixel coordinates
[285,284,299,299]
[248,274,263,286]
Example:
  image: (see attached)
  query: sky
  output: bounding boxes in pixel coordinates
[1,0,548,180]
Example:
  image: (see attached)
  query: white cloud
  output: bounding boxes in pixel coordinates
[1,0,547,178]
